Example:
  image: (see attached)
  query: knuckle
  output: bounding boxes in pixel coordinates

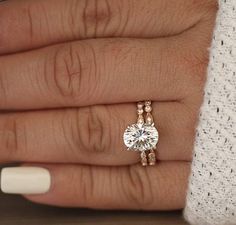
[124,166,154,209]
[0,116,26,161]
[70,166,95,204]
[80,0,113,37]
[67,0,130,37]
[80,166,96,204]
[25,4,35,42]
[50,44,83,100]
[24,2,48,43]
[76,106,112,154]
[49,43,99,102]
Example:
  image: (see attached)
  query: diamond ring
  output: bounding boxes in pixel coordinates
[123,101,159,166]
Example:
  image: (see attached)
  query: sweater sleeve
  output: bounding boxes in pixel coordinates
[184,0,236,224]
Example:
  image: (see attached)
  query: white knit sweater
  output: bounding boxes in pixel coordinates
[184,0,236,224]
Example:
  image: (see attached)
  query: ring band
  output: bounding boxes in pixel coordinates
[123,101,159,166]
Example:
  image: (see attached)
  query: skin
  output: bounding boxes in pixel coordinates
[0,0,218,210]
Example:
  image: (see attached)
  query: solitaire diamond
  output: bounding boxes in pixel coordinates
[123,123,159,152]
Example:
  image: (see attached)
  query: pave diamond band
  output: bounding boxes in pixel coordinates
[123,101,159,166]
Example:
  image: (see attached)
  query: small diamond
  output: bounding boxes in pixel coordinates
[123,123,159,152]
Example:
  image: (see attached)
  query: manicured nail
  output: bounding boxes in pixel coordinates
[1,167,51,195]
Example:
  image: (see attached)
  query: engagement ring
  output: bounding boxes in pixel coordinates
[123,101,159,166]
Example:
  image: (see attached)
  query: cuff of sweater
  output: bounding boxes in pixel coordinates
[184,206,213,225]
[183,0,236,224]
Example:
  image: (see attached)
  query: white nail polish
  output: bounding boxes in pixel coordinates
[0,167,51,195]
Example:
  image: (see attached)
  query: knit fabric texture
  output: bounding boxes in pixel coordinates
[184,0,236,224]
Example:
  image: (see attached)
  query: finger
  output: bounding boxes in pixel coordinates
[0,0,216,54]
[0,37,205,110]
[0,102,197,165]
[23,162,190,210]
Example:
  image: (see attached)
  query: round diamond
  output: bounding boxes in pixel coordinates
[123,123,159,152]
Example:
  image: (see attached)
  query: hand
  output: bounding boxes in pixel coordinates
[0,0,217,210]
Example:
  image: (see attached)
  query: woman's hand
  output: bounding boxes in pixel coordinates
[0,0,217,210]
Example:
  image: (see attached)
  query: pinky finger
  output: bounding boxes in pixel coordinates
[1,162,190,210]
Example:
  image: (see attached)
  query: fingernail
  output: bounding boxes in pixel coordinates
[1,167,51,195]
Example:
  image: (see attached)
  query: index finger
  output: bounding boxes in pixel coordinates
[0,0,217,54]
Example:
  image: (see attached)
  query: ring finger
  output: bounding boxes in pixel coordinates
[0,102,197,165]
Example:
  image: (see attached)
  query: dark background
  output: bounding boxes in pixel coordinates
[0,193,188,225]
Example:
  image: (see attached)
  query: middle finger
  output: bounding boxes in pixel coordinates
[0,37,202,110]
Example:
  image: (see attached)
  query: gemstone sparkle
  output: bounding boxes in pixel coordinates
[123,123,159,152]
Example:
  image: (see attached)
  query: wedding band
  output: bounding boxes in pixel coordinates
[123,101,159,166]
